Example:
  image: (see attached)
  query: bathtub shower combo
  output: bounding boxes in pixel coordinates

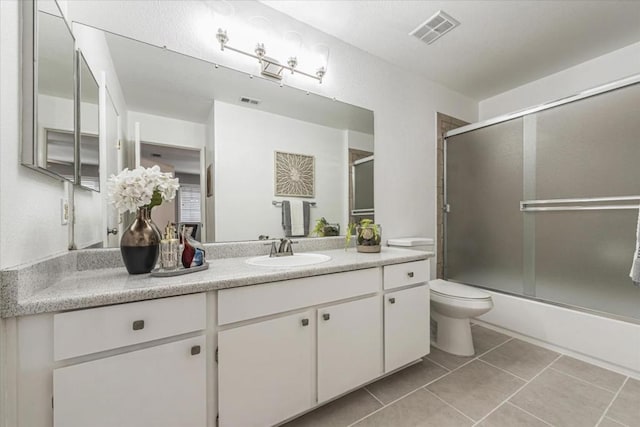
[442,76,640,338]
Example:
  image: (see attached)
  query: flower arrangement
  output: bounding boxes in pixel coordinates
[108,165,180,213]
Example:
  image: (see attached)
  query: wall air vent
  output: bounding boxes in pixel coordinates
[239,96,261,105]
[409,10,460,45]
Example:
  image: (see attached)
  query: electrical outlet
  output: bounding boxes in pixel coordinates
[61,198,69,225]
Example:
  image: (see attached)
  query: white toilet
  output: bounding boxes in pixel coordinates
[429,279,493,356]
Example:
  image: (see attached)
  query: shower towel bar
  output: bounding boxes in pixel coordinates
[272,201,316,207]
[520,196,640,212]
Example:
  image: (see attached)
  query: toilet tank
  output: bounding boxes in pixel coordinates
[387,237,434,252]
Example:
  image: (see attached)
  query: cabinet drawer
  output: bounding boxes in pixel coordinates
[383,260,429,290]
[54,293,206,361]
[218,268,381,325]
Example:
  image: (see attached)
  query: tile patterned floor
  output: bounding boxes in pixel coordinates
[284,325,639,427]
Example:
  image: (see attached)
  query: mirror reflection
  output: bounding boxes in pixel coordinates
[75,24,373,246]
[78,52,100,191]
[32,3,76,181]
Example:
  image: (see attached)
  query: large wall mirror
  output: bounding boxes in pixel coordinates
[22,0,77,182]
[70,23,374,247]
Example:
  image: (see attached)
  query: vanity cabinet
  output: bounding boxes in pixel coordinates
[217,311,315,427]
[382,259,431,372]
[53,336,206,427]
[51,293,208,427]
[384,285,430,372]
[317,295,382,402]
[6,257,430,427]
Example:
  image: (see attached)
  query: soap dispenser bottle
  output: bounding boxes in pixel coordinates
[160,223,179,270]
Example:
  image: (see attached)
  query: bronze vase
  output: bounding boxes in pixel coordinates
[120,207,161,274]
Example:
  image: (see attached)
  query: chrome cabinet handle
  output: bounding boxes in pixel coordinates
[301,318,309,327]
[107,227,118,236]
[191,345,201,356]
[389,297,396,304]
[407,272,414,278]
[132,320,145,330]
[323,313,330,321]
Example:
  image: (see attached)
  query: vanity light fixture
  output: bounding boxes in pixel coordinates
[215,27,328,83]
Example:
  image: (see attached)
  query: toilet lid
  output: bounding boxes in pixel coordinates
[429,279,491,300]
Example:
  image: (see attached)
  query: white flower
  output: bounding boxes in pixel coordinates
[108,166,180,214]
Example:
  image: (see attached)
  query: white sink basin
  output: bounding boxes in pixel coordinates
[246,253,331,267]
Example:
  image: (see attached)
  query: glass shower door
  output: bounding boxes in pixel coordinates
[445,81,640,322]
[445,118,524,294]
[531,84,640,320]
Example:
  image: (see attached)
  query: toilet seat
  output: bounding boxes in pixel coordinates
[429,279,491,301]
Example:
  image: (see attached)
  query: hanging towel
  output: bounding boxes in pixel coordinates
[281,200,311,237]
[630,208,640,287]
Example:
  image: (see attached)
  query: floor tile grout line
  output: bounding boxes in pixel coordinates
[347,366,462,427]
[346,387,424,427]
[601,416,631,427]
[476,358,531,383]
[348,335,514,427]
[547,366,623,394]
[423,387,476,423]
[423,355,451,372]
[504,401,555,427]
[362,387,385,407]
[471,353,563,427]
[595,376,629,427]
[425,336,513,377]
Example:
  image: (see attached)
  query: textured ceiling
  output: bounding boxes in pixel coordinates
[261,0,640,100]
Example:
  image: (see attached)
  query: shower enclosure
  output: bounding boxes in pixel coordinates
[444,76,640,322]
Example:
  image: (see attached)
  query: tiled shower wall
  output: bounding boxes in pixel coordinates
[436,113,468,279]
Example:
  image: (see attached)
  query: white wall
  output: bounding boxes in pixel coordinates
[346,130,374,153]
[214,101,347,241]
[128,111,207,150]
[0,0,70,269]
[61,0,478,251]
[479,41,640,120]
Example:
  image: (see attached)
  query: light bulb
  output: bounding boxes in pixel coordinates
[248,16,273,57]
[283,31,302,71]
[312,43,330,71]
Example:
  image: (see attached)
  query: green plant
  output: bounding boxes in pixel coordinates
[345,219,381,249]
[357,219,380,246]
[312,218,340,237]
[312,217,329,237]
[344,222,356,249]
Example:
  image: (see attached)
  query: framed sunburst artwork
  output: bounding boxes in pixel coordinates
[274,151,315,197]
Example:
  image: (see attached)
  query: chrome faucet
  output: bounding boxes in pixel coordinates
[278,238,294,256]
[265,238,297,257]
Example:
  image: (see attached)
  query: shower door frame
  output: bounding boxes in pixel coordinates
[442,73,640,323]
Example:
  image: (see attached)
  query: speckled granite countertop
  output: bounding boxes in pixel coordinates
[2,247,432,317]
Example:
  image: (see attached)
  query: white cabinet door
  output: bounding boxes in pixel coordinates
[218,311,314,427]
[384,285,430,372]
[317,295,382,402]
[53,336,206,427]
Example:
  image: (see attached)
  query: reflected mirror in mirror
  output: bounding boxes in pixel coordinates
[26,1,76,181]
[73,24,373,246]
[78,52,100,191]
[140,143,203,242]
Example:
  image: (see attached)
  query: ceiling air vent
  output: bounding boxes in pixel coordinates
[410,10,460,45]
[240,96,261,106]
